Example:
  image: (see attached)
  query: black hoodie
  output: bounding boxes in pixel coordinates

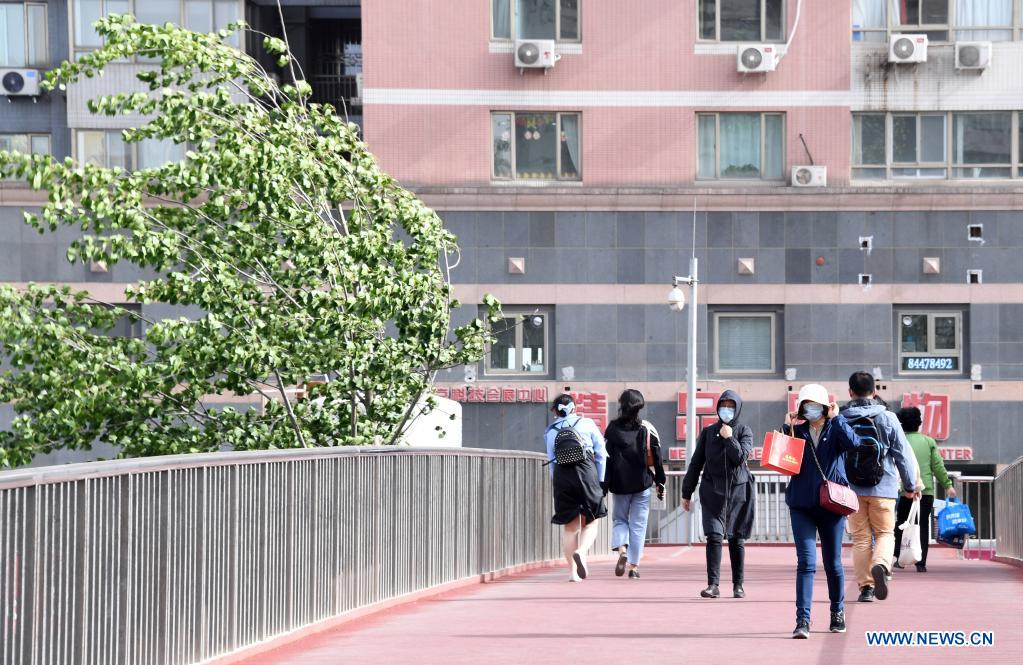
[681,389,753,501]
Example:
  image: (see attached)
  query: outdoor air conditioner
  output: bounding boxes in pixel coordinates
[737,44,777,73]
[889,34,928,63]
[955,41,992,70]
[791,165,827,187]
[0,68,41,96]
[515,39,557,69]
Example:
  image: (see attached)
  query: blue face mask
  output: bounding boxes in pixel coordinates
[802,404,824,422]
[718,407,735,423]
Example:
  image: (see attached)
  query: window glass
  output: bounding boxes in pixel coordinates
[138,139,184,169]
[763,114,784,179]
[214,1,240,46]
[490,318,517,371]
[852,0,886,42]
[853,114,886,165]
[559,0,579,40]
[521,314,546,372]
[720,113,761,178]
[720,0,761,41]
[0,134,30,153]
[698,0,716,39]
[492,113,513,178]
[517,0,556,40]
[514,112,557,180]
[764,0,783,40]
[934,316,957,350]
[105,131,132,170]
[26,3,46,65]
[559,113,580,179]
[955,0,1012,40]
[717,315,773,372]
[953,113,1011,164]
[30,135,49,154]
[492,0,511,39]
[901,314,928,352]
[892,115,918,163]
[920,115,946,163]
[697,115,716,179]
[186,0,213,32]
[135,1,179,26]
[1,3,26,66]
[78,131,107,167]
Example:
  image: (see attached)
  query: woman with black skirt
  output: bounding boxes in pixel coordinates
[681,389,755,599]
[545,393,608,582]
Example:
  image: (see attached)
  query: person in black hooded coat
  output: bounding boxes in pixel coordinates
[681,389,755,599]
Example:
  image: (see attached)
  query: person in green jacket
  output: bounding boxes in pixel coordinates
[893,406,958,572]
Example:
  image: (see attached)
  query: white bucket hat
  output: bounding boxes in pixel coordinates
[797,383,830,407]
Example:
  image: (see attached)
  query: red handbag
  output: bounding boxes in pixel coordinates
[807,433,860,516]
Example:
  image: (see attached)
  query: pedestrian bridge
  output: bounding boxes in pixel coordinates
[1,448,1021,664]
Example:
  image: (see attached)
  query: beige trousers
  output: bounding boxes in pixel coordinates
[848,496,897,589]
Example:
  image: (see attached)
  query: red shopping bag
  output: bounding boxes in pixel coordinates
[761,430,805,475]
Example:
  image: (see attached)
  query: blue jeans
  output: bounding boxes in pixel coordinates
[611,488,651,565]
[789,507,846,623]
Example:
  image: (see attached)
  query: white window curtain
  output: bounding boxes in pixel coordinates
[720,114,762,178]
[956,0,1012,41]
[1,4,26,66]
[697,115,717,178]
[852,0,886,41]
[492,0,511,38]
[560,114,580,178]
[718,316,773,371]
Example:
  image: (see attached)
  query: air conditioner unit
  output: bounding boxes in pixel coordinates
[955,41,992,70]
[791,165,827,188]
[515,39,557,69]
[889,34,928,63]
[737,44,777,73]
[0,68,41,96]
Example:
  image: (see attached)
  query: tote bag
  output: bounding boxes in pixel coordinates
[898,498,923,567]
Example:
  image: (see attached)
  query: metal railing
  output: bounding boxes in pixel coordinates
[994,456,1023,565]
[0,447,608,665]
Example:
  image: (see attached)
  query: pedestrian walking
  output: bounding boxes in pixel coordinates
[893,406,957,573]
[545,393,608,582]
[783,383,865,639]
[681,390,755,599]
[603,389,666,579]
[841,372,918,603]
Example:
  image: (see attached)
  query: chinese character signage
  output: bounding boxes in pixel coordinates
[434,385,548,404]
[901,392,950,440]
[676,391,720,442]
[570,391,609,432]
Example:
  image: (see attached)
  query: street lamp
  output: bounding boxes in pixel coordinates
[669,256,699,544]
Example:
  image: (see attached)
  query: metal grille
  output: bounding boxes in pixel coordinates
[994,457,1023,564]
[0,448,608,664]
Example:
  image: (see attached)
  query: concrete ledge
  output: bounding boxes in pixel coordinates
[205,556,612,665]
[993,555,1023,568]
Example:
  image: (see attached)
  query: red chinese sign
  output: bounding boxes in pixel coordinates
[434,385,548,404]
[668,447,687,462]
[901,392,950,440]
[675,415,721,441]
[676,392,720,442]
[570,391,609,432]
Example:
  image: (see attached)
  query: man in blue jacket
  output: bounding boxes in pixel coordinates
[842,372,919,603]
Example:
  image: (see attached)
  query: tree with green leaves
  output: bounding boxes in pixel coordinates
[0,14,498,468]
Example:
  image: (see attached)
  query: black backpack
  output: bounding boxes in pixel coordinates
[844,414,891,487]
[552,417,588,466]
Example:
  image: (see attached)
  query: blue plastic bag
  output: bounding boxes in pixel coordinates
[938,497,977,541]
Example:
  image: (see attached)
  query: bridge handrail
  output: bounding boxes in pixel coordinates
[994,455,1023,564]
[0,446,609,665]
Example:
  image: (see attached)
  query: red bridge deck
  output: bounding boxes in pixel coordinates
[242,545,1023,664]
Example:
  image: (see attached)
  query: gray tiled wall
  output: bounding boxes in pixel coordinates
[442,210,1023,285]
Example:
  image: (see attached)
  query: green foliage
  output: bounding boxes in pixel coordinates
[0,15,499,468]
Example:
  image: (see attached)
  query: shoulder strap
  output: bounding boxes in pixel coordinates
[806,432,828,481]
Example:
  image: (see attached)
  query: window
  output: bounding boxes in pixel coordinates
[491,0,580,41]
[698,0,784,42]
[484,308,552,377]
[75,130,185,170]
[491,112,581,181]
[712,312,778,374]
[697,112,784,180]
[898,310,964,374]
[0,2,46,67]
[74,1,241,56]
[853,1,1013,42]
[0,133,49,180]
[853,112,1014,180]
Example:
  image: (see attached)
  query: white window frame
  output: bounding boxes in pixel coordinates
[712,311,778,375]
[490,0,581,43]
[483,307,553,378]
[897,310,964,376]
[852,1,1022,43]
[696,112,786,182]
[0,1,47,67]
[71,0,245,58]
[852,111,1017,181]
[491,111,582,182]
[697,0,786,43]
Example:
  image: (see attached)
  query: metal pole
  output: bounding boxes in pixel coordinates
[686,255,699,545]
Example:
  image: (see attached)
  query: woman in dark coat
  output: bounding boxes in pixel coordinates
[544,394,608,582]
[681,389,755,599]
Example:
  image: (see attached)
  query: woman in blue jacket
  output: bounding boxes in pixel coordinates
[783,383,863,639]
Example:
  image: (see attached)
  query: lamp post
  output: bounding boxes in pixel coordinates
[668,255,698,544]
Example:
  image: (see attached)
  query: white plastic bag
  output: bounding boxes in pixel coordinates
[898,498,923,567]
